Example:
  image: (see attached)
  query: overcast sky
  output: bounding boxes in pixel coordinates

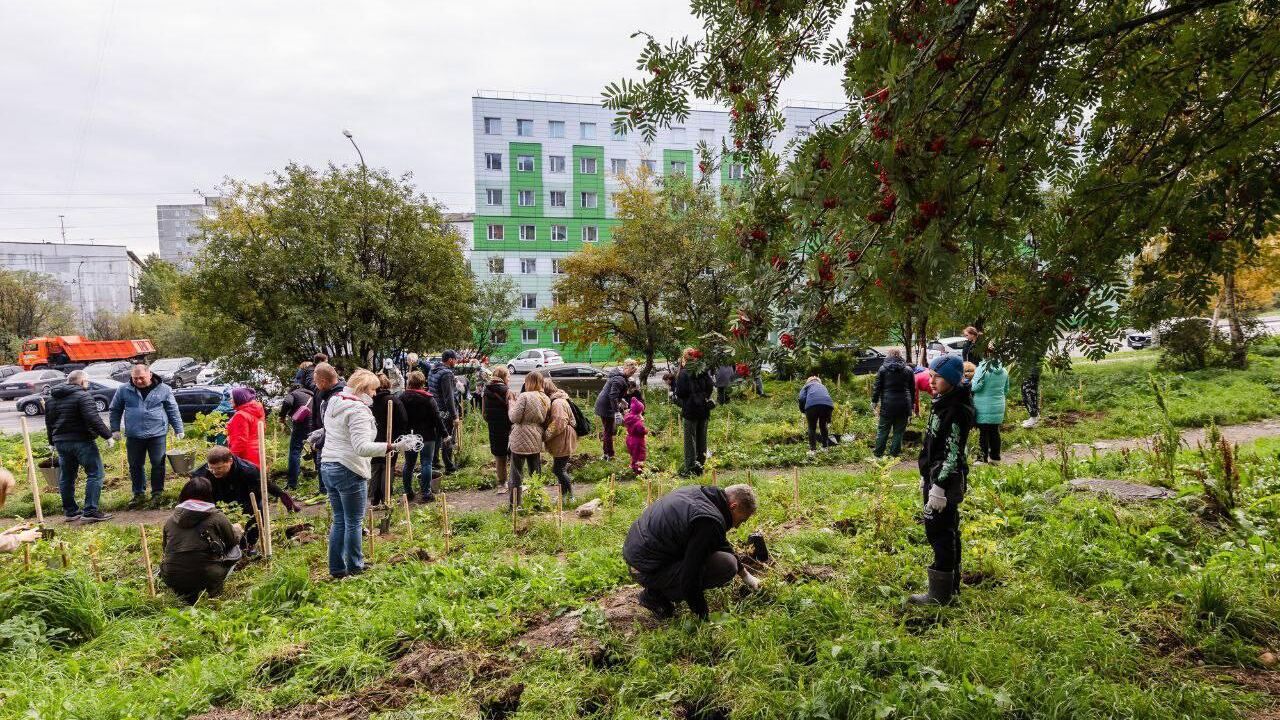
[0,1,844,256]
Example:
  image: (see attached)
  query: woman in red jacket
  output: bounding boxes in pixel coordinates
[226,387,266,467]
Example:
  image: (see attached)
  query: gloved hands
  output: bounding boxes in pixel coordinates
[2,526,41,545]
[176,432,185,440]
[391,438,413,453]
[307,429,325,446]
[106,437,116,449]
[111,431,121,441]
[442,435,455,449]
[926,484,948,513]
[739,568,762,592]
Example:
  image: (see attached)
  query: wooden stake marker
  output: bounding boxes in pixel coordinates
[711,467,717,487]
[401,494,413,542]
[22,544,30,572]
[59,541,69,569]
[367,506,376,560]
[89,543,102,582]
[441,493,451,556]
[139,524,156,597]
[556,487,564,545]
[19,417,43,524]
[256,421,273,558]
[793,466,800,509]
[248,492,266,555]
[384,401,394,505]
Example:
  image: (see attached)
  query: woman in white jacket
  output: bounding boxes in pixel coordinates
[321,368,409,578]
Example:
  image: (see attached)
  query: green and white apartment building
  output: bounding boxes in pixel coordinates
[471,91,837,362]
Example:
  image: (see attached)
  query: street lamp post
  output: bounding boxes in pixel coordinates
[342,129,367,173]
[75,260,88,332]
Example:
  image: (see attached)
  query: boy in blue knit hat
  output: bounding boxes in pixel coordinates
[910,354,976,605]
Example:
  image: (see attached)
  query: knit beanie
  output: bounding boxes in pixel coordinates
[929,354,964,389]
[231,386,256,407]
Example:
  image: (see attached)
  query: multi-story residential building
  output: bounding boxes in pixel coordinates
[0,241,144,332]
[156,196,221,269]
[470,91,836,361]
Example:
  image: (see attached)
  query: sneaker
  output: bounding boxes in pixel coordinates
[64,511,82,522]
[972,459,987,466]
[989,459,1002,466]
[81,510,112,523]
[421,493,436,503]
[127,494,146,510]
[637,588,674,619]
[1021,416,1040,429]
[806,449,816,458]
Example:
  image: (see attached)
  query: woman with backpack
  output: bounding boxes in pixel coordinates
[507,369,550,508]
[543,378,579,503]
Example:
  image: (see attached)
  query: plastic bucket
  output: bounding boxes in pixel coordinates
[166,450,195,475]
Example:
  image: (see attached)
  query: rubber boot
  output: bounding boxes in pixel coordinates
[907,568,956,606]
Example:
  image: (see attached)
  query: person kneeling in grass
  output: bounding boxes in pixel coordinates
[623,483,762,619]
[160,476,242,604]
[910,354,976,606]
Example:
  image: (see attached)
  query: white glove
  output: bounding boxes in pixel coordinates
[176,432,185,440]
[926,484,948,513]
[391,439,412,453]
[111,431,121,441]
[740,569,762,592]
[106,438,116,449]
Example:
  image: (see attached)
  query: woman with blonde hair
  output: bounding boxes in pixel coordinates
[507,369,551,508]
[321,368,412,579]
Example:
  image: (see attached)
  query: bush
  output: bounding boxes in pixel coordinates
[0,572,105,648]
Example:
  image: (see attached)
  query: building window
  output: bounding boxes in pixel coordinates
[491,328,508,344]
[522,327,539,343]
[521,258,537,274]
[580,122,596,140]
[549,155,565,173]
[487,224,504,240]
[611,125,627,141]
[580,192,598,209]
[549,120,565,138]
[671,127,686,143]
[484,117,501,135]
[487,257,505,274]
[517,155,535,172]
[700,128,715,144]
[518,190,534,207]
[551,258,564,273]
[641,159,657,173]
[521,293,538,310]
[485,152,503,170]
[582,225,598,242]
[549,190,565,207]
[728,163,745,180]
[485,189,503,206]
[517,119,533,136]
[579,157,597,174]
[519,224,536,241]
[553,328,563,344]
[550,224,567,241]
[670,161,687,175]
[610,158,627,176]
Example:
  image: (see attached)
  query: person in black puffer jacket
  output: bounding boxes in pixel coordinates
[872,349,919,457]
[44,371,113,522]
[483,366,516,491]
[399,370,451,502]
[673,349,715,476]
[161,476,241,604]
[369,374,408,506]
[430,350,461,474]
[279,384,314,490]
[593,359,638,461]
[191,446,300,552]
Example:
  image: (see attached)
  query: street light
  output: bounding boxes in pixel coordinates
[342,128,367,172]
[75,260,88,332]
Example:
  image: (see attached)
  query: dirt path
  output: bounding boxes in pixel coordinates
[21,418,1280,532]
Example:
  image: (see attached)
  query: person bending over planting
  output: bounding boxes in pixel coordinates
[623,483,762,619]
[160,476,242,604]
[910,354,976,606]
[191,445,301,553]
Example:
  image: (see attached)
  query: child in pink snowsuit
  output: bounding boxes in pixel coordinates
[623,396,648,473]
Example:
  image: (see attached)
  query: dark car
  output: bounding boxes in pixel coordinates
[544,363,609,395]
[173,385,230,423]
[84,360,135,383]
[17,379,122,417]
[0,369,66,400]
[150,357,204,388]
[1125,331,1153,350]
[824,345,887,376]
[0,365,21,381]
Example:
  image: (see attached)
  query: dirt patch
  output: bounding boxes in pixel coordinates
[782,565,838,583]
[479,683,525,720]
[1206,668,1280,719]
[516,586,658,653]
[1044,410,1106,428]
[387,548,434,564]
[832,518,859,536]
[959,570,1002,588]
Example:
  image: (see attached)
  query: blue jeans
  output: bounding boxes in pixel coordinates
[55,440,104,516]
[322,462,367,577]
[126,435,167,495]
[286,423,308,489]
[401,440,438,498]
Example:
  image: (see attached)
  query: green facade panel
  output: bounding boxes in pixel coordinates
[508,141,543,220]
[663,149,693,178]
[572,145,605,220]
[490,320,619,364]
[472,216,617,251]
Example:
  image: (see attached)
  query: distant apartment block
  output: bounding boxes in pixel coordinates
[470,91,837,361]
[156,196,221,268]
[0,241,144,331]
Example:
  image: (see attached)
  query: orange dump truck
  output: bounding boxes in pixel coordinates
[18,335,155,371]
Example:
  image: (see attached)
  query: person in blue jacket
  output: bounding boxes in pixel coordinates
[110,363,184,509]
[798,376,836,453]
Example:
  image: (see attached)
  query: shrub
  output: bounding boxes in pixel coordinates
[0,572,105,648]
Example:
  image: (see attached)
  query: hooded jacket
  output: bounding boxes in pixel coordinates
[483,381,513,430]
[622,485,734,618]
[797,380,834,412]
[507,389,550,455]
[873,355,918,418]
[109,375,183,439]
[160,499,239,601]
[400,387,450,442]
[971,360,1010,424]
[226,400,266,467]
[674,368,715,421]
[371,388,408,443]
[918,383,976,503]
[594,370,630,418]
[322,391,390,479]
[544,389,578,458]
[45,382,111,445]
[624,397,648,465]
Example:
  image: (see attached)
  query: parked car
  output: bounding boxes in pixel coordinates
[16,379,121,416]
[84,360,134,383]
[1124,330,1153,350]
[506,349,564,374]
[544,363,608,394]
[0,369,66,400]
[194,360,221,385]
[172,385,231,423]
[150,357,204,388]
[925,336,968,364]
[0,365,21,381]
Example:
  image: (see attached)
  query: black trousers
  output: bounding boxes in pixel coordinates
[805,405,834,450]
[977,424,1001,461]
[601,414,617,459]
[633,551,739,602]
[923,486,961,575]
[552,456,572,494]
[1021,369,1041,417]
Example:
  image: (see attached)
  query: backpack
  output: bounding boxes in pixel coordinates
[568,398,593,436]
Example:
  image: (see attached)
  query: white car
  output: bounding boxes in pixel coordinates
[925,336,968,364]
[195,360,221,385]
[507,349,564,374]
